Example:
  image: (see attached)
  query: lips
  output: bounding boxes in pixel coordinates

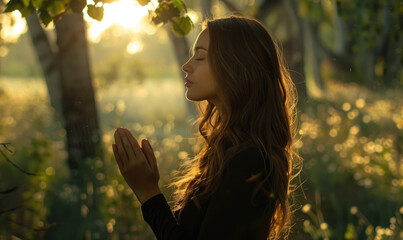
[184,78,193,88]
[185,77,194,84]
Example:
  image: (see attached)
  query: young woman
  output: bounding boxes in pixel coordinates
[113,15,301,239]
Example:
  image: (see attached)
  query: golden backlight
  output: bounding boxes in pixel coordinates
[85,0,158,42]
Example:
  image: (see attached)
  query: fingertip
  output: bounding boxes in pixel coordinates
[145,139,152,150]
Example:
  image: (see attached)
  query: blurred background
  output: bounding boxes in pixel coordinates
[0,0,402,239]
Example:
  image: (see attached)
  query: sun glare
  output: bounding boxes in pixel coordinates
[1,11,27,43]
[126,40,144,54]
[85,0,158,42]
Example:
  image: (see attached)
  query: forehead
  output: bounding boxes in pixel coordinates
[193,29,209,51]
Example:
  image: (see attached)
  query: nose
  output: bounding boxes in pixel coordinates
[182,59,191,74]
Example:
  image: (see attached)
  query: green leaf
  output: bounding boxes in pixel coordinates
[32,0,44,9]
[137,0,150,6]
[152,2,180,25]
[70,0,86,13]
[21,0,30,7]
[39,10,52,26]
[47,1,66,16]
[171,15,192,36]
[19,5,35,16]
[87,5,104,21]
[172,0,186,12]
[4,0,23,13]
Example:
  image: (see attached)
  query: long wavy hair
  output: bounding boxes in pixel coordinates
[168,15,302,239]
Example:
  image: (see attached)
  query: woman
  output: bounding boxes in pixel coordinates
[113,15,301,239]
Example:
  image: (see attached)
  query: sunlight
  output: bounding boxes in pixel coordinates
[126,40,144,54]
[1,11,27,43]
[85,0,158,42]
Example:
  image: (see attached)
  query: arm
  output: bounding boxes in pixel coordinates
[196,148,270,240]
[141,193,192,240]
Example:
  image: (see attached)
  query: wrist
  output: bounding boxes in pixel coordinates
[138,187,162,205]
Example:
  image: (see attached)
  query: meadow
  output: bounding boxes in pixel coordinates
[0,76,402,239]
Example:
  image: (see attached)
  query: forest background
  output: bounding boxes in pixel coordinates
[0,0,402,239]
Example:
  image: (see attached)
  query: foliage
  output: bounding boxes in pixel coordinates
[0,87,58,238]
[3,0,193,35]
[296,80,403,239]
[299,0,402,89]
[0,78,195,239]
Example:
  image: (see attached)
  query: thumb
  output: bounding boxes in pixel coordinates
[142,139,158,170]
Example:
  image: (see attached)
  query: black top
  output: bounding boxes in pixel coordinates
[141,147,272,240]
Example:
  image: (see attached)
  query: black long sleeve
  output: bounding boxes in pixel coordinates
[141,193,192,239]
[141,147,271,240]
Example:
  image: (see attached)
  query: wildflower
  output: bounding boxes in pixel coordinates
[302,204,311,213]
[350,206,358,215]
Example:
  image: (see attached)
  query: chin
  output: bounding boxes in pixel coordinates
[185,95,203,102]
[185,90,215,102]
[184,90,197,101]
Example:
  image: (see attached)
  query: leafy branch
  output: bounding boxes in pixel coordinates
[3,0,193,35]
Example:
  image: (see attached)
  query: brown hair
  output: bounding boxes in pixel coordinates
[168,15,302,239]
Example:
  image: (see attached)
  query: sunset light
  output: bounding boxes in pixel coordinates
[85,0,158,42]
[1,11,27,43]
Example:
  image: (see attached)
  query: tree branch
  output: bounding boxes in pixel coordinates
[0,206,22,215]
[0,148,42,176]
[0,186,18,194]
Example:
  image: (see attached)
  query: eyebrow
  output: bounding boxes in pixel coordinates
[194,46,208,52]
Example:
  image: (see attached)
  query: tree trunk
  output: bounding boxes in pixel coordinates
[0,0,5,76]
[304,19,325,91]
[26,12,105,239]
[374,1,394,88]
[283,0,308,101]
[333,2,345,54]
[55,13,102,170]
[26,14,63,116]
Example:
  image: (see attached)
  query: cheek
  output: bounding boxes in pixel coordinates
[199,64,214,82]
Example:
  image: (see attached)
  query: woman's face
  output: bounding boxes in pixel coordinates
[182,29,218,104]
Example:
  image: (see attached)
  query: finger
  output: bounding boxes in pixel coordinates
[114,129,129,164]
[143,139,158,171]
[141,139,153,168]
[117,128,138,164]
[112,143,124,169]
[140,145,147,158]
[121,128,144,163]
[112,144,124,169]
